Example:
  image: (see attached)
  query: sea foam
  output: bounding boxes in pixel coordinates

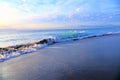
[0,28,120,62]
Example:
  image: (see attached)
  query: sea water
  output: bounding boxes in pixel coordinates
[0,26,120,48]
[0,26,120,61]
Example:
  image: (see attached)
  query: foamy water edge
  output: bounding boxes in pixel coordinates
[0,31,120,62]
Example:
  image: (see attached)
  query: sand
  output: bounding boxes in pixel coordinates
[0,34,120,80]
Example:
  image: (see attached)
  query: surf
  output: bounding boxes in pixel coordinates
[0,27,120,62]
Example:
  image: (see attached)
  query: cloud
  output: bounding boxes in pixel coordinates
[21,4,30,12]
[0,0,120,29]
[22,0,26,2]
[76,8,81,13]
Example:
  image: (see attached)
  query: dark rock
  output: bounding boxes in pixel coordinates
[36,39,48,44]
[2,48,9,51]
[15,45,23,49]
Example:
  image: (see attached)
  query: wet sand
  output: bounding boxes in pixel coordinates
[0,35,120,80]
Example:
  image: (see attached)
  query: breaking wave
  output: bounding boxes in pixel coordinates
[0,29,120,62]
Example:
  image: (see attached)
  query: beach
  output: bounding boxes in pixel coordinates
[0,34,120,80]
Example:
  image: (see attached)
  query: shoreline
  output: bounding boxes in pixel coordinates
[0,32,120,62]
[0,34,120,80]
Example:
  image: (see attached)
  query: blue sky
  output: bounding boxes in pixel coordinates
[0,0,120,29]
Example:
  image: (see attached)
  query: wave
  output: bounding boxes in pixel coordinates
[0,30,120,62]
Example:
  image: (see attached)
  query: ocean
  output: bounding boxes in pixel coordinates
[0,26,120,61]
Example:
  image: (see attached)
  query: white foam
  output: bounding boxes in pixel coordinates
[1,30,120,62]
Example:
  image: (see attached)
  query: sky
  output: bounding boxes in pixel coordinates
[0,0,120,29]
